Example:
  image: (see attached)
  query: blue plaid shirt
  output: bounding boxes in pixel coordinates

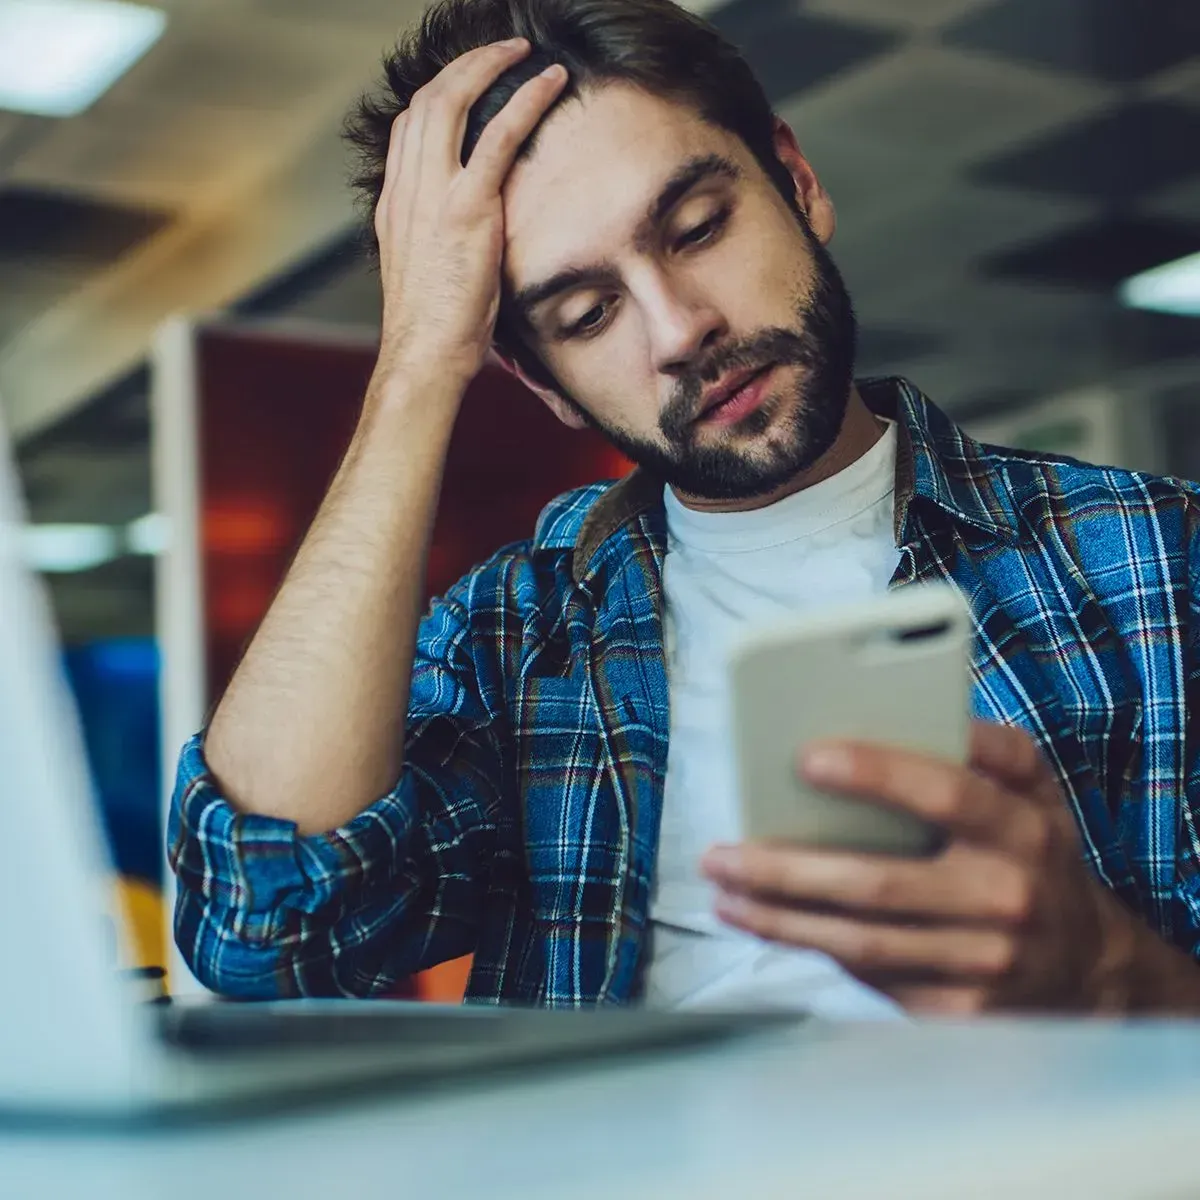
[170,377,1200,1004]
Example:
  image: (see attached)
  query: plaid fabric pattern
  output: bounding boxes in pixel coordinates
[169,377,1200,1003]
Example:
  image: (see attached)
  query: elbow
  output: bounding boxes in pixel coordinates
[172,886,295,1001]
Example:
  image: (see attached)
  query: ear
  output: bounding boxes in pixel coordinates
[771,117,837,246]
[492,350,590,430]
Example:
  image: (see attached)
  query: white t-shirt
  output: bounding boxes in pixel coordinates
[644,421,906,1018]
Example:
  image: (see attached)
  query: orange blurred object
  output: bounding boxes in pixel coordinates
[203,502,289,554]
[417,955,475,1004]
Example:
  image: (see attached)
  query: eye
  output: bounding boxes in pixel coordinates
[562,300,613,340]
[674,205,731,252]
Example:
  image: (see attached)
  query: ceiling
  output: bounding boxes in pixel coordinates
[253,0,1200,417]
[2,0,1199,637]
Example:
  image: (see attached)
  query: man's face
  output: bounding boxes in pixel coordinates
[500,82,858,502]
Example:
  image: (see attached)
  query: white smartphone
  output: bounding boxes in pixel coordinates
[728,581,973,856]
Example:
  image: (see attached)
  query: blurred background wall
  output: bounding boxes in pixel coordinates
[0,0,1197,987]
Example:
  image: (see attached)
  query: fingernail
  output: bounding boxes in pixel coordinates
[804,744,852,780]
[541,64,566,79]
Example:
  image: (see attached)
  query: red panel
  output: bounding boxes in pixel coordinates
[197,331,629,697]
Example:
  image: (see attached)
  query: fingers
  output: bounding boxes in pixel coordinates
[384,111,409,189]
[882,983,989,1015]
[703,841,1036,927]
[967,720,1057,799]
[375,40,544,249]
[379,40,567,223]
[799,738,1023,849]
[463,63,569,192]
[713,892,1017,979]
[376,111,410,238]
[409,38,535,169]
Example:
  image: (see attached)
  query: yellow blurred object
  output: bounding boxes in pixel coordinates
[110,876,166,978]
[107,875,467,1002]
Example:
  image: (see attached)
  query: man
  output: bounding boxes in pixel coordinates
[170,0,1200,1015]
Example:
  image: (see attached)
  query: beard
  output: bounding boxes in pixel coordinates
[564,217,859,502]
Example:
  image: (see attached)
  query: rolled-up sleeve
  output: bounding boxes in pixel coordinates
[168,590,507,999]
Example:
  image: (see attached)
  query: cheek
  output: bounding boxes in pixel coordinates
[546,321,660,433]
[706,208,814,317]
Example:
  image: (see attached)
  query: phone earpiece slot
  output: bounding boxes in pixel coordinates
[890,620,952,644]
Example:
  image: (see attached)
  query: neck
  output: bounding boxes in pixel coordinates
[670,385,887,514]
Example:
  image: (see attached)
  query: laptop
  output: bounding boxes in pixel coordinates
[0,409,786,1121]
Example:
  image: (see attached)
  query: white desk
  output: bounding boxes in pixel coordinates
[3,1019,1200,1200]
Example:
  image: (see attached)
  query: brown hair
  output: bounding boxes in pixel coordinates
[344,0,796,373]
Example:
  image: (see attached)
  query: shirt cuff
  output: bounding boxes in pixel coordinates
[167,734,420,945]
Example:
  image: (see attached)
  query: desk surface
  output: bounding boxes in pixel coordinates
[4,1019,1200,1200]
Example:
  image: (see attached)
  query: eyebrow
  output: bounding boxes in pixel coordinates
[508,153,743,324]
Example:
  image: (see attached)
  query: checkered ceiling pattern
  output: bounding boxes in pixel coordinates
[720,0,1200,416]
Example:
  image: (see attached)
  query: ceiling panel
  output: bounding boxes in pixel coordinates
[0,264,78,346]
[0,111,34,173]
[779,43,1109,164]
[1150,57,1200,107]
[0,187,171,271]
[943,0,1200,84]
[835,184,1088,301]
[1146,175,1200,224]
[980,215,1200,289]
[803,0,992,32]
[970,99,1200,205]
[878,276,1112,332]
[236,236,383,329]
[709,0,899,102]
[776,118,954,233]
[249,0,414,21]
[103,19,352,112]
[10,100,303,209]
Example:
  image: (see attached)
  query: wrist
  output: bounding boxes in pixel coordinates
[364,362,467,428]
[375,334,480,399]
[1088,890,1139,1015]
[1088,887,1200,1015]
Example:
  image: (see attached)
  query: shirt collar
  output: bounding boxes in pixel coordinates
[868,376,1022,547]
[558,376,1022,585]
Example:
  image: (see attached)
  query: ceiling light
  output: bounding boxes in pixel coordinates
[0,0,167,118]
[22,525,119,574]
[1118,251,1200,318]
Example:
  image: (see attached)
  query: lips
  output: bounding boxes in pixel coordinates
[696,360,777,427]
[696,365,771,421]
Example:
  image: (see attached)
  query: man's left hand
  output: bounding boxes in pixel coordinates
[701,721,1143,1014]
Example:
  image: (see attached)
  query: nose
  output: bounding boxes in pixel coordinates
[641,274,728,376]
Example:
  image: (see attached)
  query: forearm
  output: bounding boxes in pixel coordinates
[204,368,463,835]
[203,36,565,836]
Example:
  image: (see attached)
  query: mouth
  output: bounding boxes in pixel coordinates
[694,364,777,428]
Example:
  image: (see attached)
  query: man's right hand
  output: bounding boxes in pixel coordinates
[202,43,569,837]
[374,39,568,391]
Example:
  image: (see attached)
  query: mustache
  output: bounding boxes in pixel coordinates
[659,326,818,443]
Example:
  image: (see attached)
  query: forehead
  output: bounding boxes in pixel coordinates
[502,83,742,286]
